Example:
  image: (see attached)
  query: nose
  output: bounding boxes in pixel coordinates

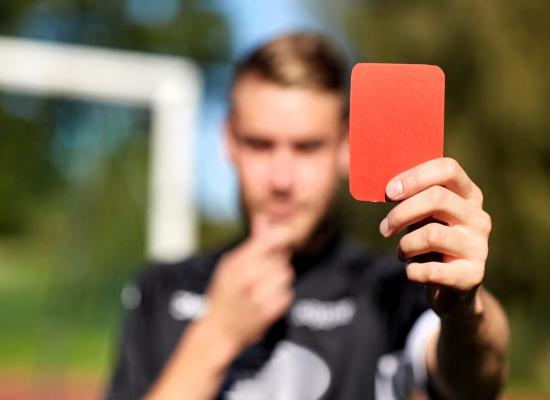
[269,148,294,194]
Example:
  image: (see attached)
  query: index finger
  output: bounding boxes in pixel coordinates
[385,157,483,206]
[249,215,293,255]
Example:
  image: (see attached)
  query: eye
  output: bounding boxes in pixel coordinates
[295,140,323,153]
[242,137,272,151]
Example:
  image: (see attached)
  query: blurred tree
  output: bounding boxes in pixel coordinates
[0,0,231,379]
[0,101,62,234]
[341,0,550,309]
[0,0,230,62]
[338,0,550,389]
[0,0,231,235]
[1,0,549,392]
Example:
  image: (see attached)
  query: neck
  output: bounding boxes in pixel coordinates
[294,213,339,258]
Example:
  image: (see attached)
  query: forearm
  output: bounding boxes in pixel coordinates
[144,318,240,400]
[427,287,509,399]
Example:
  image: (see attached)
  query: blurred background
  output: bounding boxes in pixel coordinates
[0,0,548,398]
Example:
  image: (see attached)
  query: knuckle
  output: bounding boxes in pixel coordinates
[464,266,484,289]
[475,239,489,261]
[474,185,484,205]
[428,263,455,286]
[472,265,485,285]
[387,211,399,231]
[480,211,492,234]
[443,157,460,180]
[405,263,417,281]
[398,236,408,255]
[425,223,443,248]
[480,242,489,260]
[428,185,446,205]
[427,263,440,283]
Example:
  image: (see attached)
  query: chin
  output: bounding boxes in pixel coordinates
[265,217,309,247]
[288,222,319,251]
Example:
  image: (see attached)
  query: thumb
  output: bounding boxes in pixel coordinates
[250,215,293,255]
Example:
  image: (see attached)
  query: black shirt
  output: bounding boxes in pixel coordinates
[107,233,434,399]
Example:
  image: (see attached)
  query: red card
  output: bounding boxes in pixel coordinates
[349,63,445,202]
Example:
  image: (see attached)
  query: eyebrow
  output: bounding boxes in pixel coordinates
[234,128,331,141]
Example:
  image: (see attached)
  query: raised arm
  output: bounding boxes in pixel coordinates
[381,157,509,399]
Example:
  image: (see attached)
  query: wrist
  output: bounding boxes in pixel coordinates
[432,285,484,322]
[189,316,243,369]
[439,288,486,336]
[145,316,242,399]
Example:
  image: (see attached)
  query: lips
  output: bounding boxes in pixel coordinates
[267,203,296,219]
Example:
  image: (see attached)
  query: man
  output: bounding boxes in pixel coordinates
[108,32,509,399]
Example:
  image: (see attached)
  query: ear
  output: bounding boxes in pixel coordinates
[337,124,349,178]
[224,116,238,166]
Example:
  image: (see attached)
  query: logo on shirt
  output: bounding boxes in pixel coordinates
[227,341,331,400]
[168,290,357,332]
[169,290,206,320]
[290,298,356,331]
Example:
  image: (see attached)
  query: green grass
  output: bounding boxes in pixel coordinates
[0,243,124,378]
[1,222,549,394]
[0,285,119,374]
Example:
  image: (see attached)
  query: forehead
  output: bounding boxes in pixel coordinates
[231,74,344,139]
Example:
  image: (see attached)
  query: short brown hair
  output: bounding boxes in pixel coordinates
[231,32,349,117]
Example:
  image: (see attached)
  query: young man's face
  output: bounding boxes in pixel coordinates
[227,73,348,249]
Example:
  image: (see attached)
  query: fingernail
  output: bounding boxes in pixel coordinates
[379,217,391,237]
[387,180,403,200]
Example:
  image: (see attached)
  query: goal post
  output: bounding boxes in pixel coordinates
[0,36,202,262]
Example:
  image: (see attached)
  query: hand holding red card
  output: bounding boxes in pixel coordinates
[347,63,507,391]
[349,63,445,202]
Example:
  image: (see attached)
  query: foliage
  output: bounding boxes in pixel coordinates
[0,0,549,393]
[0,0,231,380]
[340,0,550,389]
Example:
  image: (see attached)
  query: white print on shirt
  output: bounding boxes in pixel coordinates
[290,298,356,331]
[227,340,331,400]
[121,284,142,310]
[167,291,357,332]
[375,310,441,400]
[169,290,207,320]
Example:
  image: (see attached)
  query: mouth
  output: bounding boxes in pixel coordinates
[266,203,296,220]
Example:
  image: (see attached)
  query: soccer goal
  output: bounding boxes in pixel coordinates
[0,36,202,262]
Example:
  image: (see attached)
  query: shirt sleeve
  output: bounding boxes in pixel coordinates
[105,278,158,400]
[404,309,441,389]
[367,256,442,399]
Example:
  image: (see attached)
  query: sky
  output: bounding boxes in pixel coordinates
[3,0,350,222]
[196,0,347,221]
